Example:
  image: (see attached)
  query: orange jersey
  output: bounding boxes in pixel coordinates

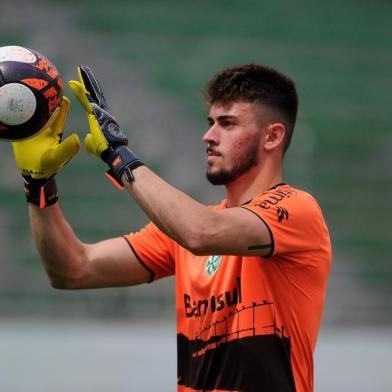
[126,184,332,392]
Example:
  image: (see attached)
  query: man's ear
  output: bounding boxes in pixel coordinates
[263,123,286,151]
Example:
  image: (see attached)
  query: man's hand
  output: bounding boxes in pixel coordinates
[68,66,143,188]
[12,96,80,207]
[12,96,80,179]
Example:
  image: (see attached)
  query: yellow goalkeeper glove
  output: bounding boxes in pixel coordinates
[69,66,143,188]
[12,96,80,207]
[68,66,110,158]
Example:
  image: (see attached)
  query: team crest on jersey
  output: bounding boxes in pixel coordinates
[205,255,222,277]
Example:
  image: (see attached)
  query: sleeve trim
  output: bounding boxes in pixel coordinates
[122,236,155,283]
[241,206,275,259]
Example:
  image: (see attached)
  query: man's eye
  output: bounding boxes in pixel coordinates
[221,120,234,127]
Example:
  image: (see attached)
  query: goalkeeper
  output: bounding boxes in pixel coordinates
[12,64,331,392]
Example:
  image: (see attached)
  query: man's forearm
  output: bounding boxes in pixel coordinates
[124,166,220,254]
[28,203,88,288]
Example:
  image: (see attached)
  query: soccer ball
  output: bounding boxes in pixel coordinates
[0,45,63,141]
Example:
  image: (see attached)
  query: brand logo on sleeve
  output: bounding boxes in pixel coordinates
[276,207,289,222]
[205,255,222,277]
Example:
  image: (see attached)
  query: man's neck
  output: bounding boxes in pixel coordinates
[224,161,283,207]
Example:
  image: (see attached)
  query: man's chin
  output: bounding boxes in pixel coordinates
[206,170,233,185]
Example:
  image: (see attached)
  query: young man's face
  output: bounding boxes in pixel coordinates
[203,101,264,185]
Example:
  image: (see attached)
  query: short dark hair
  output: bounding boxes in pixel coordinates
[204,63,298,153]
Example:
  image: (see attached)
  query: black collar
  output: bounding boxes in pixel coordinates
[240,183,287,206]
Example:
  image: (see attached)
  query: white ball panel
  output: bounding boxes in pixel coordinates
[0,46,36,63]
[0,83,37,125]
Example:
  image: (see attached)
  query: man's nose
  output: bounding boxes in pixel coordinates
[202,125,219,145]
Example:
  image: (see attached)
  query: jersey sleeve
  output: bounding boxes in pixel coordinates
[125,222,175,281]
[242,189,329,259]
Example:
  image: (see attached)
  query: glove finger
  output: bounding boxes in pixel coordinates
[87,113,110,154]
[84,129,108,157]
[78,66,109,110]
[42,133,80,170]
[84,133,96,155]
[51,96,70,136]
[68,80,93,114]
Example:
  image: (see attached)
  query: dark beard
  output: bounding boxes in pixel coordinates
[206,139,260,185]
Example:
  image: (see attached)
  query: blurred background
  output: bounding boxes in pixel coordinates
[0,0,391,390]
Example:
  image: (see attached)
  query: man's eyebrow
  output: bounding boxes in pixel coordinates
[207,115,237,122]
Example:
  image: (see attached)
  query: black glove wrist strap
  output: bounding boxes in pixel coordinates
[23,176,58,208]
[104,145,144,188]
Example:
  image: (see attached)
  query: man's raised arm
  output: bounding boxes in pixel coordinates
[11,97,150,289]
[69,66,273,257]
